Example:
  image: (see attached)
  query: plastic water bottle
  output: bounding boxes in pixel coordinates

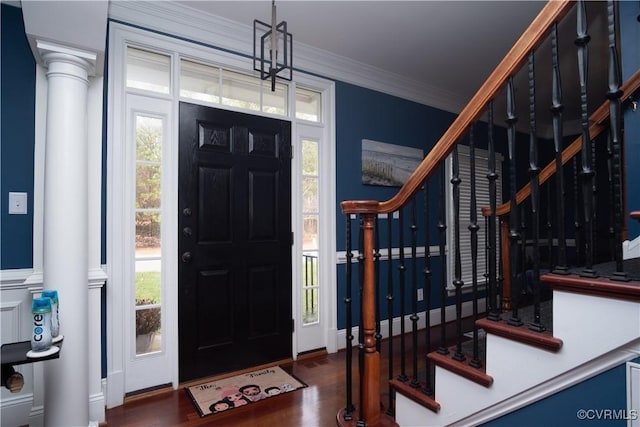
[31,297,53,352]
[41,290,59,338]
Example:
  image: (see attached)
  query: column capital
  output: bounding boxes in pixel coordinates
[36,40,97,78]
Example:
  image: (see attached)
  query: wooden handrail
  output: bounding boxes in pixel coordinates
[341,0,574,215]
[482,68,640,218]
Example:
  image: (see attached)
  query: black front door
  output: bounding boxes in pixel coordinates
[178,102,292,382]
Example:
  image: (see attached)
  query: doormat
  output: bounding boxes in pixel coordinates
[186,366,307,417]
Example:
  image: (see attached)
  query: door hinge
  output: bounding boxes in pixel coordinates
[291,318,295,333]
[291,231,294,246]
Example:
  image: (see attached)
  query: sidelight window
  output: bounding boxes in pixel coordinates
[301,138,320,325]
[134,115,163,355]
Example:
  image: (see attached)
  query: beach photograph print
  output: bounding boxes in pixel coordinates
[361,139,423,187]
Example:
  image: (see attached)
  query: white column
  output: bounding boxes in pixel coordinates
[39,41,96,427]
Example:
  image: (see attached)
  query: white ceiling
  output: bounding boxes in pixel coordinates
[13,0,608,132]
[176,1,547,107]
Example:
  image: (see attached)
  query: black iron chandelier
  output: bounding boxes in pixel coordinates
[253,0,293,91]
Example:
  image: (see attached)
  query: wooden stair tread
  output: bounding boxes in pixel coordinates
[427,350,493,387]
[542,273,640,302]
[476,317,563,352]
[389,378,440,413]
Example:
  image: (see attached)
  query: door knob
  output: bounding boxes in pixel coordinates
[181,252,192,263]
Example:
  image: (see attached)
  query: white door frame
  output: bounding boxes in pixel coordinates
[106,22,336,407]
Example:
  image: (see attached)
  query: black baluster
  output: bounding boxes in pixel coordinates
[451,145,466,361]
[520,202,528,301]
[410,199,420,388]
[528,50,545,332]
[468,125,482,368]
[506,77,523,326]
[575,0,597,277]
[357,217,365,424]
[397,207,408,382]
[386,210,395,415]
[487,102,502,321]
[374,216,383,351]
[423,182,434,395]
[484,215,490,298]
[344,216,355,420]
[606,0,629,282]
[550,22,569,275]
[546,185,553,271]
[438,165,450,355]
[498,218,505,311]
[573,157,583,267]
[607,133,616,260]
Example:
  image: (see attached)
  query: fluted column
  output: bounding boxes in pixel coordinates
[39,40,96,427]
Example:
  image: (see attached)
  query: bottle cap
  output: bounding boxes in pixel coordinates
[32,297,52,314]
[41,290,58,303]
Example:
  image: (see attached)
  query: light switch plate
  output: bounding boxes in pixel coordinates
[8,192,28,215]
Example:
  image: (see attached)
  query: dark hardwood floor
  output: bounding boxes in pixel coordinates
[105,351,348,426]
[105,319,473,426]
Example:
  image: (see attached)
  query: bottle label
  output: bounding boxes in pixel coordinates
[31,312,52,352]
[51,301,59,337]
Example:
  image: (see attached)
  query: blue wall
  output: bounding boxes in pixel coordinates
[482,357,640,427]
[1,4,35,269]
[334,82,459,329]
[620,2,640,239]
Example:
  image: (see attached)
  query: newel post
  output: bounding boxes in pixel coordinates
[340,200,382,426]
[360,212,381,425]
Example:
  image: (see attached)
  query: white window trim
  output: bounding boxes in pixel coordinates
[106,22,336,407]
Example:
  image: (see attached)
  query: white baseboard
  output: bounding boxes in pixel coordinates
[89,388,105,423]
[28,403,44,427]
[336,299,486,350]
[0,393,34,427]
[106,370,125,408]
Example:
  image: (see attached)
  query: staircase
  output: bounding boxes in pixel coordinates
[337,1,640,426]
[398,274,640,426]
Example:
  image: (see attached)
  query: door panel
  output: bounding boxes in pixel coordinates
[178,102,292,382]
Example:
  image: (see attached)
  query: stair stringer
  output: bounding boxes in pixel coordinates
[395,290,640,427]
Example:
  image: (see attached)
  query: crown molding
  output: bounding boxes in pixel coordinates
[107,0,465,114]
